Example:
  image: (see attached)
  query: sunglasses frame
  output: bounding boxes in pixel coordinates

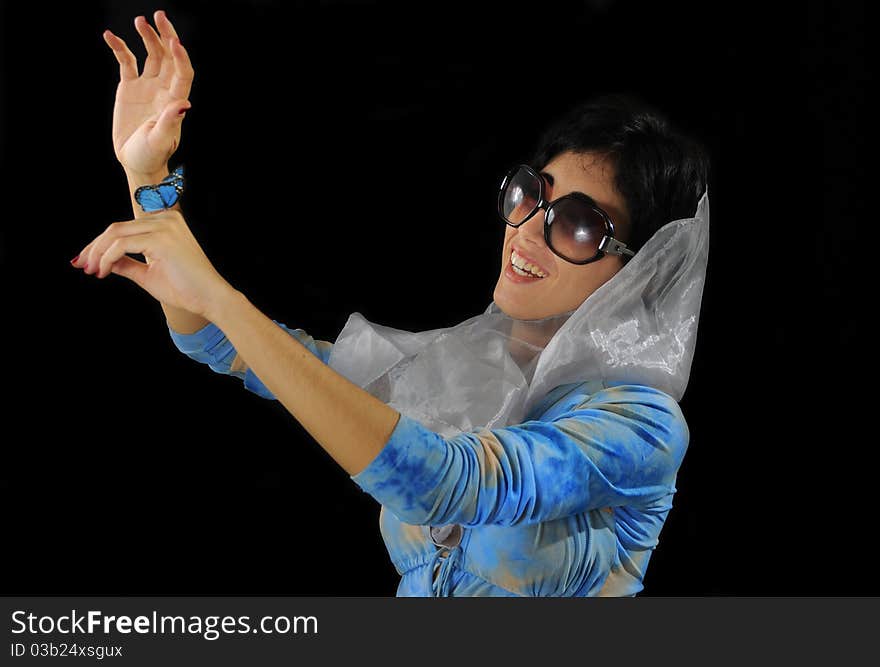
[497,163,635,265]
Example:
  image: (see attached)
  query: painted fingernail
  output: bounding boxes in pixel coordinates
[70,254,79,265]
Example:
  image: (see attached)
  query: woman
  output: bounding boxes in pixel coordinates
[73,10,710,597]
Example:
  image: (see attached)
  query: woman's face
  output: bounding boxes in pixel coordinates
[493,150,631,320]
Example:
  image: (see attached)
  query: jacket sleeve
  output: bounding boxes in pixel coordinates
[167,320,333,400]
[349,383,689,527]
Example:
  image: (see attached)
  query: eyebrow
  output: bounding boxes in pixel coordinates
[540,170,593,200]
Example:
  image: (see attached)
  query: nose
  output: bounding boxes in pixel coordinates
[515,206,548,247]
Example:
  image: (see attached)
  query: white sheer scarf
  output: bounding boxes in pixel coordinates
[327,191,710,438]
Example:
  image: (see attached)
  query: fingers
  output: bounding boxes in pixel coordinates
[72,219,164,275]
[153,98,191,144]
[98,235,154,279]
[102,29,139,81]
[105,10,192,97]
[156,36,194,98]
[154,9,181,43]
[154,10,185,87]
[108,255,149,285]
[168,37,195,101]
[72,241,96,270]
[134,15,165,78]
[155,15,194,102]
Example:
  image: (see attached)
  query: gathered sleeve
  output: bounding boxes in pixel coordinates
[167,320,333,400]
[349,384,689,527]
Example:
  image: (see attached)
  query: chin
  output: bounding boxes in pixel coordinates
[493,283,539,320]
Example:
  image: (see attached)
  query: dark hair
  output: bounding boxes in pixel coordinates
[529,93,710,259]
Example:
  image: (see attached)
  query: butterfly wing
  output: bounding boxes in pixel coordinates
[134,166,185,212]
[165,166,185,190]
[157,183,181,208]
[134,185,166,212]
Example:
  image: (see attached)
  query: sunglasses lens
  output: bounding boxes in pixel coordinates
[500,167,540,224]
[547,199,606,262]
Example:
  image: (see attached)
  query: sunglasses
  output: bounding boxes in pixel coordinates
[497,164,635,265]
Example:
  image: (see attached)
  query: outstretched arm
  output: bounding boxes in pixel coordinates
[167,319,334,400]
[207,290,400,476]
[73,204,686,511]
[73,200,400,479]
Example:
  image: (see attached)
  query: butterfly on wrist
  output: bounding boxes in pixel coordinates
[134,165,185,213]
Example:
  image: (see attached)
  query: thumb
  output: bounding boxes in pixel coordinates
[153,98,191,143]
[110,255,149,287]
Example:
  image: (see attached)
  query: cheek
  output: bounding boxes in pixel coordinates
[557,261,622,303]
[553,267,591,299]
[501,228,514,256]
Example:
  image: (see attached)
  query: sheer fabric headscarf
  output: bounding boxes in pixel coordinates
[327,190,710,438]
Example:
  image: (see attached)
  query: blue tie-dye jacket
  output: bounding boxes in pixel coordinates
[169,319,689,597]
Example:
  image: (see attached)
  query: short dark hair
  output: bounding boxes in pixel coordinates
[529,93,710,258]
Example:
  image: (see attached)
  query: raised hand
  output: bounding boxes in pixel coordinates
[103,10,194,176]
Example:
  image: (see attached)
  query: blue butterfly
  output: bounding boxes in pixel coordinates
[134,165,185,212]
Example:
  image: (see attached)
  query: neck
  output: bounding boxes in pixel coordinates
[507,312,571,369]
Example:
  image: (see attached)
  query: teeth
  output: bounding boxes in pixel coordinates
[511,249,547,277]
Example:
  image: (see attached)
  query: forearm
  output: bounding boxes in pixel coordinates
[207,288,400,476]
[124,165,208,334]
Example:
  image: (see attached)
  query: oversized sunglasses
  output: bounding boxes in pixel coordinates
[497,164,635,265]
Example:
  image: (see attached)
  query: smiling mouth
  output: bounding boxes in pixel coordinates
[510,261,544,278]
[509,247,549,278]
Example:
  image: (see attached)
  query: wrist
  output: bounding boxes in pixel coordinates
[203,282,247,326]
[123,165,170,186]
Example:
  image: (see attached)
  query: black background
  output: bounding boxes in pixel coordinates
[0,1,869,595]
